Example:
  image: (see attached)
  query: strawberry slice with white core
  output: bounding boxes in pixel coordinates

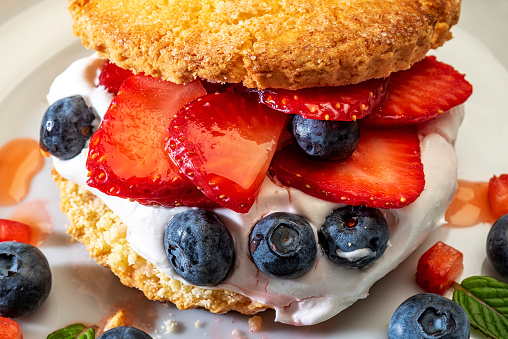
[167,92,288,213]
[86,74,213,207]
[365,56,473,127]
[269,126,424,208]
[256,78,389,121]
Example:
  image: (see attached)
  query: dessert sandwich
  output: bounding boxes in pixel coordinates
[40,0,473,326]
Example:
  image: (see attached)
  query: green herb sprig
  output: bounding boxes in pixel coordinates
[47,323,96,339]
[453,276,508,339]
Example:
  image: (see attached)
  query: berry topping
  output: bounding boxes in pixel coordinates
[0,242,52,318]
[0,219,32,244]
[388,293,470,339]
[167,92,288,213]
[318,205,389,268]
[365,56,473,127]
[487,214,508,280]
[257,78,389,121]
[98,326,152,339]
[86,75,213,207]
[40,95,97,160]
[0,317,22,339]
[98,60,135,95]
[488,174,508,219]
[292,114,360,161]
[199,79,233,94]
[415,241,464,295]
[164,209,235,286]
[249,212,317,279]
[270,126,424,208]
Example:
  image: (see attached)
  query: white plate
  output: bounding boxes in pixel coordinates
[1,1,508,338]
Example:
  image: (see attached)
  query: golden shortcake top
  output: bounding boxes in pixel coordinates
[69,0,460,89]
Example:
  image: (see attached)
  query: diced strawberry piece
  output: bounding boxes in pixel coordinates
[0,219,32,244]
[86,74,214,207]
[167,92,288,213]
[364,56,473,127]
[488,174,508,218]
[98,60,135,95]
[256,78,389,121]
[0,317,23,339]
[415,241,464,295]
[269,126,424,208]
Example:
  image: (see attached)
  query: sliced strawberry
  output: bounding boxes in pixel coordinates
[199,79,234,94]
[98,60,135,95]
[269,126,424,208]
[415,241,464,295]
[135,195,219,209]
[0,219,32,244]
[256,78,389,121]
[365,56,473,127]
[86,74,213,207]
[167,92,288,213]
[0,317,23,339]
[488,174,508,218]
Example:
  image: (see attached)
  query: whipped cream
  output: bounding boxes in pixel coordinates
[48,54,463,325]
[336,247,377,262]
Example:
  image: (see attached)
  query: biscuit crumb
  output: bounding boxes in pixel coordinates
[161,319,177,334]
[248,315,262,333]
[194,320,201,327]
[103,308,127,332]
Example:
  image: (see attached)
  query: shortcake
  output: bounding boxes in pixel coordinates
[41,0,471,326]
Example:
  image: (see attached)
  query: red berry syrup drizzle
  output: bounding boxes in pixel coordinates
[445,180,497,227]
[0,138,45,206]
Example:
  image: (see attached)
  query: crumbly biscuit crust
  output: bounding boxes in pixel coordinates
[53,170,268,314]
[68,0,460,89]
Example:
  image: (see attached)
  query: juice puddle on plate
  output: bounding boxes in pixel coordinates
[445,179,497,227]
[9,200,52,245]
[0,138,45,206]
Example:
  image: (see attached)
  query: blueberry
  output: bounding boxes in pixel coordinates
[486,214,508,279]
[318,205,389,268]
[164,209,235,286]
[40,95,97,160]
[388,293,470,338]
[292,114,360,161]
[0,242,52,318]
[249,212,316,279]
[98,326,152,339]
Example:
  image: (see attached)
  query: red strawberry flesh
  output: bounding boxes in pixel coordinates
[200,79,233,94]
[257,78,389,121]
[365,56,473,127]
[0,219,32,244]
[167,92,288,213]
[0,317,23,339]
[86,74,212,207]
[269,126,424,208]
[488,174,508,219]
[415,241,464,295]
[98,60,135,95]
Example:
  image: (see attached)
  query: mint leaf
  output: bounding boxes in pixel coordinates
[47,323,96,339]
[78,328,95,339]
[47,323,87,339]
[453,276,508,339]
